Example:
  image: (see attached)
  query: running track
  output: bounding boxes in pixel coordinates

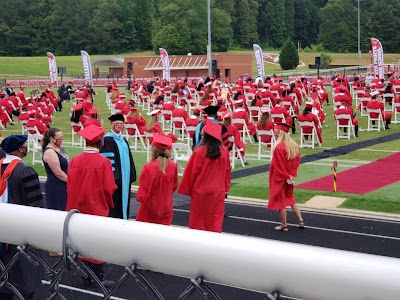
[26,184,400,300]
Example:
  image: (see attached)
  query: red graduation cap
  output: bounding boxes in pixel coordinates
[221,111,231,119]
[203,121,222,141]
[73,104,82,111]
[275,122,292,133]
[151,134,172,150]
[78,124,105,144]
[88,108,99,115]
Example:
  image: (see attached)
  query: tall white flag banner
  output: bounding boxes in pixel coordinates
[253,44,264,79]
[159,48,170,81]
[371,38,384,79]
[80,50,93,86]
[47,52,58,86]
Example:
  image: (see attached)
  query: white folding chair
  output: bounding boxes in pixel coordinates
[124,124,146,151]
[248,107,261,123]
[382,93,394,112]
[392,103,400,124]
[335,114,356,139]
[171,117,187,141]
[270,113,286,124]
[367,108,385,131]
[229,136,245,169]
[70,122,84,147]
[144,132,153,162]
[19,119,28,134]
[358,97,370,117]
[172,142,192,176]
[160,110,173,131]
[231,118,253,144]
[256,130,275,160]
[25,126,43,165]
[298,121,321,148]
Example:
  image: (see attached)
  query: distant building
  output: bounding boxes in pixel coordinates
[92,54,252,82]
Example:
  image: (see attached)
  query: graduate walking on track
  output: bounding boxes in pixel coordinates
[179,121,231,233]
[267,123,304,232]
[100,114,136,220]
[136,134,178,225]
[66,124,117,288]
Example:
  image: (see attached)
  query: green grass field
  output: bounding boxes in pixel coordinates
[1,52,400,215]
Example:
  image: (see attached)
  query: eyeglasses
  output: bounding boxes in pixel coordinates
[20,146,27,149]
[113,123,125,126]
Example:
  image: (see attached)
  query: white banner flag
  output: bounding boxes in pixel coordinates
[159,48,170,81]
[47,52,58,86]
[253,44,264,79]
[371,38,384,79]
[80,50,93,86]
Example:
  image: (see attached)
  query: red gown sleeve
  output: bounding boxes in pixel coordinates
[177,151,198,196]
[223,148,232,193]
[136,164,150,203]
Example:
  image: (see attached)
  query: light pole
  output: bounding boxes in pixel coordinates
[207,0,212,77]
[358,0,361,64]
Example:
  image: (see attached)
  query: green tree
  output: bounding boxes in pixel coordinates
[211,8,233,52]
[133,0,154,50]
[320,53,332,67]
[264,0,285,48]
[279,39,299,70]
[317,0,357,52]
[233,0,258,48]
[152,24,191,55]
[285,0,295,40]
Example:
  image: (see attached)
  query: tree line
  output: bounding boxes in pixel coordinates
[0,0,399,57]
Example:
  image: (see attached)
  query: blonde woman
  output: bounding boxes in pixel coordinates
[136,134,178,225]
[268,123,304,231]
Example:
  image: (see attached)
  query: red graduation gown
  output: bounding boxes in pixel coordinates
[268,142,300,210]
[67,151,117,264]
[67,152,116,217]
[178,146,231,233]
[136,160,178,225]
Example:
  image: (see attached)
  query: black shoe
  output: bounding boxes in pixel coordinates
[355,134,358,137]
[385,126,390,129]
[244,162,249,165]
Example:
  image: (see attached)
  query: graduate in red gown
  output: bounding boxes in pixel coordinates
[267,123,304,232]
[178,121,231,233]
[66,124,117,287]
[136,134,178,225]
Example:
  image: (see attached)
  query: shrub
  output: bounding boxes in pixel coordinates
[279,39,299,70]
[321,53,332,67]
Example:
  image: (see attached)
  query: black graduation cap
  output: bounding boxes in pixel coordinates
[203,105,220,115]
[108,114,124,122]
[1,135,28,153]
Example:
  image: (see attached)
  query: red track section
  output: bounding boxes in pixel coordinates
[296,152,400,194]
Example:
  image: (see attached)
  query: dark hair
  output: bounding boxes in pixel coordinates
[154,95,164,105]
[70,109,83,123]
[250,96,257,106]
[42,127,61,153]
[86,139,102,149]
[282,89,290,97]
[303,106,312,115]
[200,133,221,159]
[171,85,179,93]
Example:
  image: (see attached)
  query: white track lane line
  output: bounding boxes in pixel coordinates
[41,280,127,299]
[173,208,400,241]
